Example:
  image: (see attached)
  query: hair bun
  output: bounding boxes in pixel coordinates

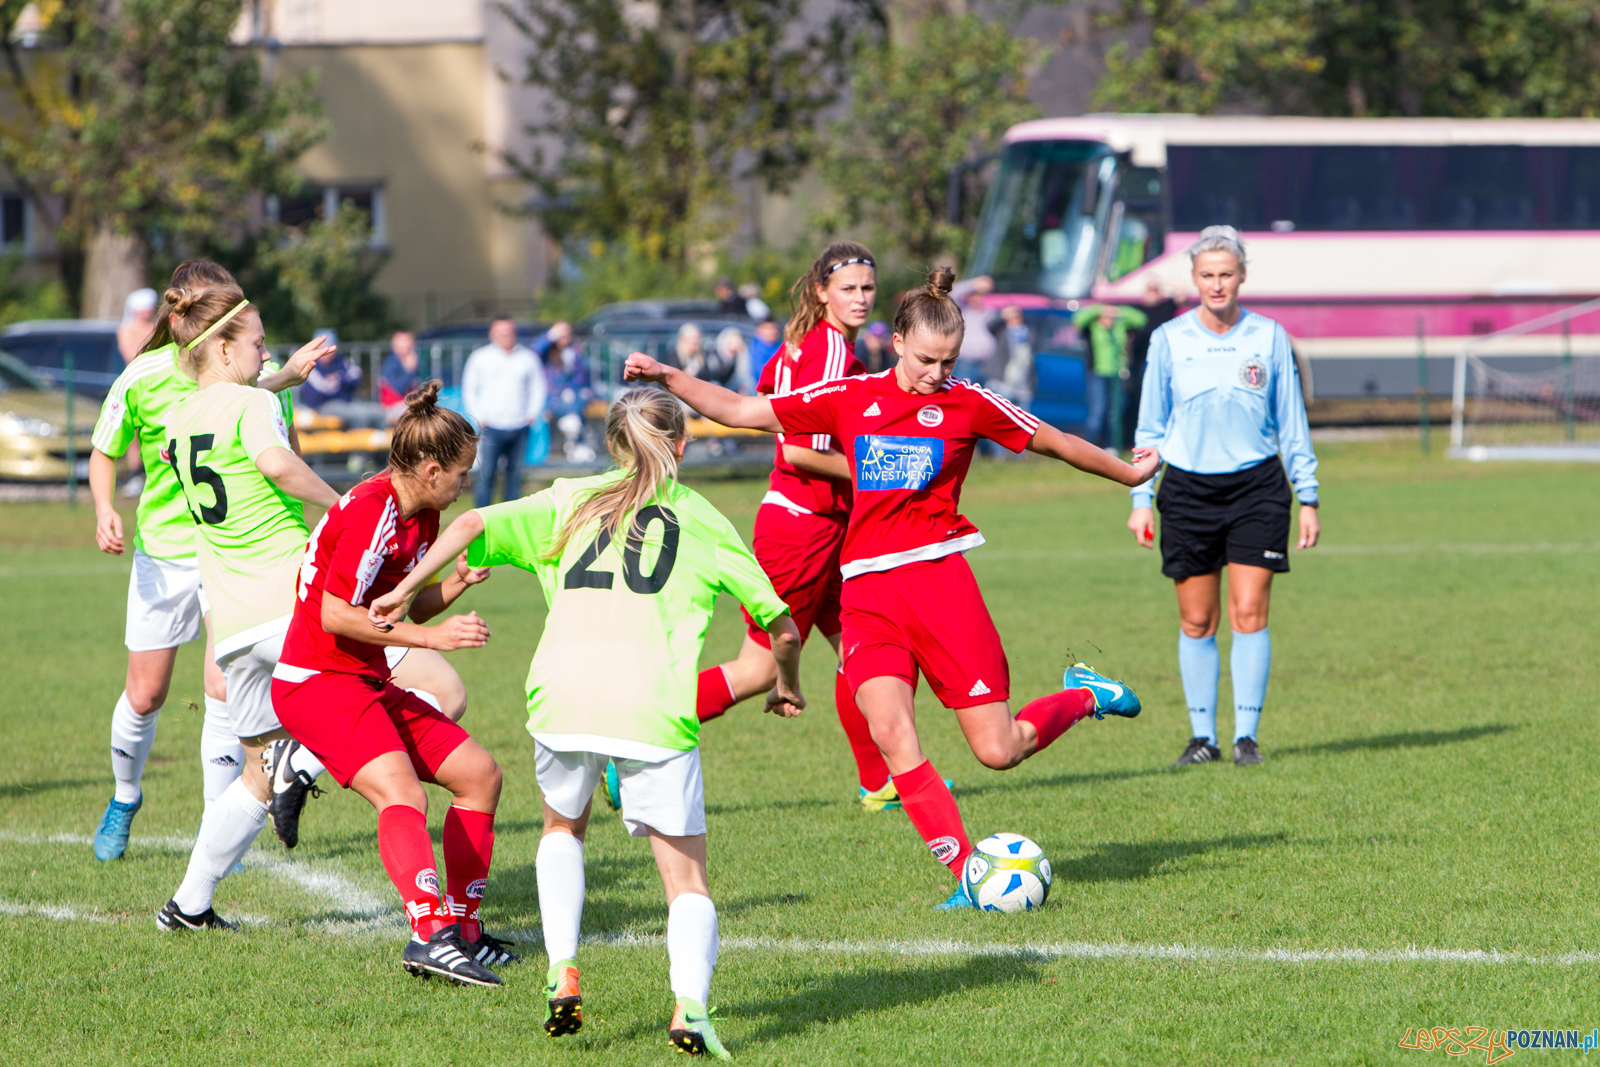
[163,286,198,317]
[926,266,956,300]
[406,380,443,414]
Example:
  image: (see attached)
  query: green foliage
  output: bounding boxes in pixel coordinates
[1095,0,1600,117]
[0,251,70,328]
[820,15,1043,266]
[497,0,864,269]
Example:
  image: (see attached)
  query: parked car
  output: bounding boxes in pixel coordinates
[0,350,100,481]
[576,299,747,332]
[0,319,123,397]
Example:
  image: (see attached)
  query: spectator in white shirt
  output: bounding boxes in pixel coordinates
[463,316,546,506]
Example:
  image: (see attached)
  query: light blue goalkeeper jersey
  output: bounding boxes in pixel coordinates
[1131,307,1319,509]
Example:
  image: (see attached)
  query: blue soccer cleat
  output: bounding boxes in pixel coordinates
[603,759,621,811]
[1063,662,1142,719]
[934,886,976,910]
[93,795,142,861]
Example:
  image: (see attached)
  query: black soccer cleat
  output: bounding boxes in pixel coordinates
[469,930,522,968]
[264,739,324,850]
[1172,736,1222,766]
[401,924,503,987]
[156,898,238,932]
[1233,737,1264,766]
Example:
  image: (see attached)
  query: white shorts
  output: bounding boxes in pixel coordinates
[124,549,205,652]
[533,741,705,839]
[217,628,287,740]
[385,646,408,670]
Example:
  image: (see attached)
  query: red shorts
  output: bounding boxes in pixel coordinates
[839,553,1011,709]
[740,504,847,648]
[271,671,471,788]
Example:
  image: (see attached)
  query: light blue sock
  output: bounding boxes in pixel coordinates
[1177,632,1219,744]
[1231,628,1271,742]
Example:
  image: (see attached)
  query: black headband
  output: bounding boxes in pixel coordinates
[823,256,875,278]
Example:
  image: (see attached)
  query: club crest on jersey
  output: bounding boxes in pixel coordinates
[917,405,944,427]
[856,435,943,492]
[1238,358,1267,390]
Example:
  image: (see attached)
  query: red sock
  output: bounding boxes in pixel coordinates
[377,805,448,939]
[835,668,889,791]
[1016,688,1097,753]
[891,760,972,873]
[696,666,737,723]
[442,805,495,942]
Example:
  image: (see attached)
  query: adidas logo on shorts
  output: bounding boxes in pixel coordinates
[968,680,991,697]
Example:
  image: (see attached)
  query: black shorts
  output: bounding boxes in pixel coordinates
[1155,458,1292,580]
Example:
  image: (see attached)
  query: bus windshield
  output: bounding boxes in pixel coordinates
[968,140,1119,299]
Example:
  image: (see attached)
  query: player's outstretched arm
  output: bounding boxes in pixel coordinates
[1026,423,1160,487]
[763,614,806,718]
[258,335,335,393]
[370,510,488,627]
[89,449,124,555]
[324,588,490,650]
[623,352,783,432]
[254,447,341,509]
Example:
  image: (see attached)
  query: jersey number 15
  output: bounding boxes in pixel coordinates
[168,434,228,526]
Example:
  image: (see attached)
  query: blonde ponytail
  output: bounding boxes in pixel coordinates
[546,388,687,562]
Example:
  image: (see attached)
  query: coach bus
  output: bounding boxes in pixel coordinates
[966,115,1600,404]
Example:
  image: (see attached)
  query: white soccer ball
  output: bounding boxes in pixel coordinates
[961,832,1052,912]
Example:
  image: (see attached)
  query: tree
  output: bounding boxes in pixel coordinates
[0,0,324,316]
[497,0,865,273]
[1094,0,1600,117]
[820,14,1043,266]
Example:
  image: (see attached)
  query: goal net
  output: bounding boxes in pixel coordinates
[1453,354,1600,461]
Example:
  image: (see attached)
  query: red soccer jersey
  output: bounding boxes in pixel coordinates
[770,371,1039,578]
[757,320,864,516]
[279,472,439,679]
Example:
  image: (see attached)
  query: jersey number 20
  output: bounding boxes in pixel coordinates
[564,504,680,594]
[168,434,228,526]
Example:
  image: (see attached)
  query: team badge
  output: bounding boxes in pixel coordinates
[1238,358,1267,390]
[929,836,961,865]
[415,869,440,895]
[917,405,943,427]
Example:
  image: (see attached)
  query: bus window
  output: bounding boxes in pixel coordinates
[1108,166,1165,281]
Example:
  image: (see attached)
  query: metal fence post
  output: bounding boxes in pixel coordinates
[1563,319,1576,442]
[1450,350,1468,450]
[64,351,76,506]
[1416,316,1429,453]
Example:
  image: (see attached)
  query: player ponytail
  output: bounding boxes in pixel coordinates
[168,283,251,380]
[389,380,479,476]
[893,265,965,341]
[546,387,686,562]
[784,241,876,350]
[141,259,239,357]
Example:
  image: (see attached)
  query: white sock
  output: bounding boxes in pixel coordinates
[110,693,160,805]
[667,893,718,1006]
[171,778,267,915]
[287,743,325,781]
[200,696,243,811]
[536,832,585,964]
[407,688,442,712]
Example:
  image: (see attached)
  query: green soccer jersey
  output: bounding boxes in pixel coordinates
[468,471,789,758]
[93,345,294,560]
[163,382,308,658]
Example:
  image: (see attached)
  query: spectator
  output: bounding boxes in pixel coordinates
[300,329,385,428]
[1073,302,1148,450]
[738,281,770,321]
[715,327,754,394]
[750,318,783,381]
[380,329,422,422]
[533,320,574,361]
[992,306,1034,405]
[953,274,998,383]
[714,278,744,316]
[544,330,595,462]
[675,322,708,378]
[116,288,158,364]
[1124,282,1178,449]
[463,316,546,505]
[857,320,890,373]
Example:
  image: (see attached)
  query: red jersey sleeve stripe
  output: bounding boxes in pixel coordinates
[350,497,398,605]
[969,380,1041,434]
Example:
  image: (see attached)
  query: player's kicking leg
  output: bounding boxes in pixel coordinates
[535,790,590,1037]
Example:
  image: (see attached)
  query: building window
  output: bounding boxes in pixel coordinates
[2,194,30,251]
[268,184,386,247]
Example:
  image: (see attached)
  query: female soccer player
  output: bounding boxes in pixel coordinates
[271,384,508,986]
[623,268,1160,907]
[693,242,896,810]
[88,259,320,861]
[372,389,805,1056]
[152,284,344,930]
[1128,225,1320,767]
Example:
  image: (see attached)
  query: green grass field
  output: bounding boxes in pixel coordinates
[4,436,1599,1065]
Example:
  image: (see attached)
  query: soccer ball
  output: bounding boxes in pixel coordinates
[961,833,1052,912]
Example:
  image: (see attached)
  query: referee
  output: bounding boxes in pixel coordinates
[1128,226,1320,766]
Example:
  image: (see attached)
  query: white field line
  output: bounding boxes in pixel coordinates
[979,542,1600,563]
